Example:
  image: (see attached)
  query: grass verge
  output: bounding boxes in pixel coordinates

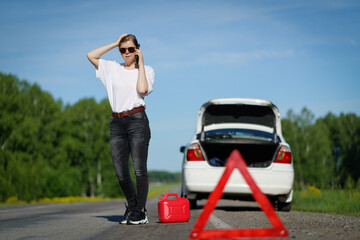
[1,182,181,207]
[293,186,360,216]
[148,182,181,199]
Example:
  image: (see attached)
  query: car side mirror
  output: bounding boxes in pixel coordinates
[180,146,186,153]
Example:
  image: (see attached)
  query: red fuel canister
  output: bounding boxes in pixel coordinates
[158,193,190,223]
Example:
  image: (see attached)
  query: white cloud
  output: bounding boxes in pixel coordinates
[195,49,296,66]
[151,48,296,70]
[347,38,358,46]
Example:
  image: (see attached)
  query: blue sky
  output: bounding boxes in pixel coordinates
[1,0,359,172]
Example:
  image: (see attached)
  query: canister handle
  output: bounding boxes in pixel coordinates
[159,193,180,201]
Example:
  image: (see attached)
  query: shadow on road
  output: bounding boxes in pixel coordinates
[95,215,122,223]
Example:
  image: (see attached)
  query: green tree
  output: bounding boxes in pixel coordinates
[4,71,358,202]
[282,108,336,188]
[0,73,127,201]
[306,119,334,187]
[336,114,360,185]
[282,110,305,187]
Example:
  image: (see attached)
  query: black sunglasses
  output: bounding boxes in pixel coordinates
[119,47,136,54]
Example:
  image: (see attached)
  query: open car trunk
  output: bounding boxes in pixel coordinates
[200,141,279,168]
[199,102,280,167]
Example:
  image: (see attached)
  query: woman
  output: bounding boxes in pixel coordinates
[87,34,154,225]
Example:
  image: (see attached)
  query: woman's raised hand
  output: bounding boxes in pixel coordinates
[115,34,129,46]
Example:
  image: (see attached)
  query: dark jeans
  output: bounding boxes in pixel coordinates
[110,110,151,210]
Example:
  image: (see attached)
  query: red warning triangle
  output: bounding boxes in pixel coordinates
[189,150,289,239]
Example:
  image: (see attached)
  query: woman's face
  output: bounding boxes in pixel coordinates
[119,40,136,64]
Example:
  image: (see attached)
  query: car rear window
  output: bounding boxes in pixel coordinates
[203,104,276,128]
[205,128,274,141]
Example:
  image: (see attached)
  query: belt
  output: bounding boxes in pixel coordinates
[112,106,145,118]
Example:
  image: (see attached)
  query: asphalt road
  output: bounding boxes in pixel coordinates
[1,187,359,240]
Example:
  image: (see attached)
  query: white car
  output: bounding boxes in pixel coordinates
[180,98,294,211]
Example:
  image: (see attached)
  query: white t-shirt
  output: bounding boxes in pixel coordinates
[96,59,155,113]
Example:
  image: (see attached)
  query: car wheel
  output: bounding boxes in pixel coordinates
[277,201,292,212]
[270,199,292,212]
[189,198,197,209]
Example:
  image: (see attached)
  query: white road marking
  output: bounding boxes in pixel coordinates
[209,214,232,229]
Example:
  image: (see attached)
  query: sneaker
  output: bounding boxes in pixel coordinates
[127,209,148,225]
[119,203,130,224]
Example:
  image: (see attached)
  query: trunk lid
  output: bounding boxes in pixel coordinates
[196,98,282,167]
[196,98,281,135]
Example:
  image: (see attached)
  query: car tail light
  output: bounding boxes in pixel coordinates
[275,146,292,164]
[186,143,205,161]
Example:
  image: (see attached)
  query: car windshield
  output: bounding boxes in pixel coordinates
[203,128,275,141]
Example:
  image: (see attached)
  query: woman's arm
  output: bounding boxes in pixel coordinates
[136,47,149,95]
[87,34,128,69]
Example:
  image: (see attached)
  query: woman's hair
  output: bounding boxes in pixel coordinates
[119,34,139,48]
